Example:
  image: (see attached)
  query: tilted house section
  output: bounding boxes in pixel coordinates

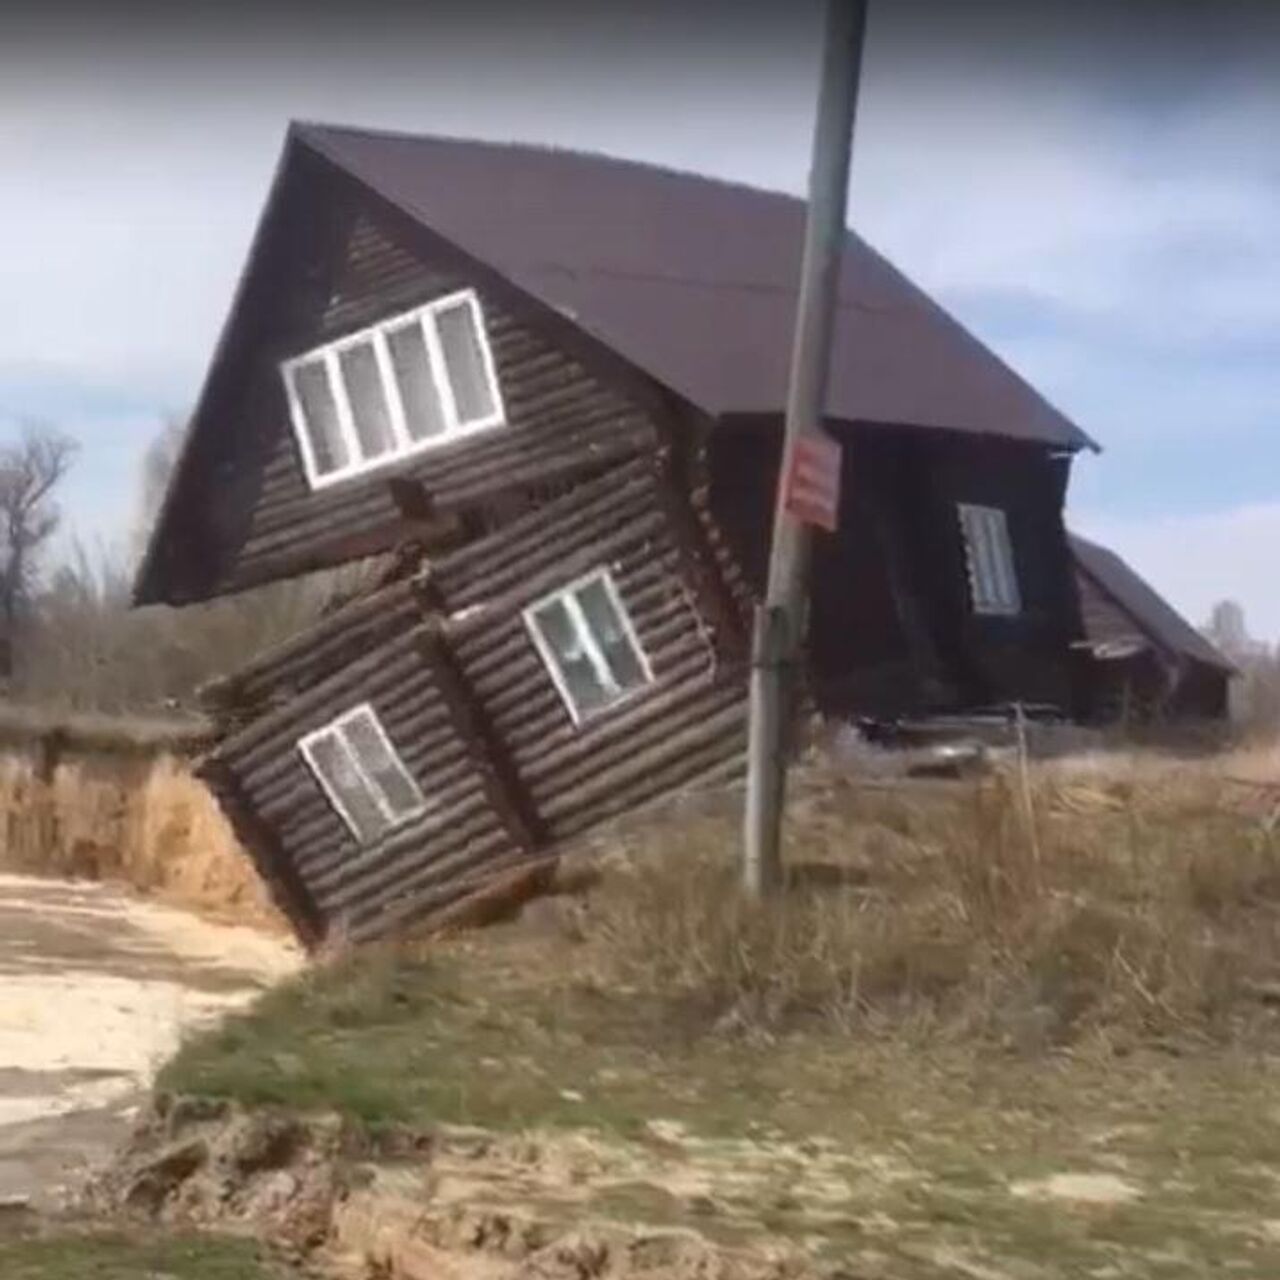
[200,462,745,943]
[139,122,1099,944]
[1070,534,1235,722]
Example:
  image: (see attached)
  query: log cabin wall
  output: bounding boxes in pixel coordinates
[148,152,661,604]
[705,421,1080,717]
[432,458,749,842]
[200,458,748,945]
[915,437,1079,711]
[201,576,424,723]
[201,620,524,945]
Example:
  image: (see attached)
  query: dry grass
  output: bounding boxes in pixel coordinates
[0,749,284,931]
[158,741,1280,1278]
[585,744,1280,1048]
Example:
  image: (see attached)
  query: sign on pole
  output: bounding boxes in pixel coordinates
[781,431,842,533]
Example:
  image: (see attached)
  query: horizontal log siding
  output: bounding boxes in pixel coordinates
[203,577,422,714]
[204,460,749,945]
[1076,567,1143,651]
[205,210,659,598]
[211,620,520,943]
[435,464,747,844]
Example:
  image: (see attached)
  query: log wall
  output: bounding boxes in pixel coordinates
[203,621,522,944]
[435,459,748,843]
[203,459,748,945]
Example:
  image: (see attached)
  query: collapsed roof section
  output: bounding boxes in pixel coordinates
[1071,534,1236,675]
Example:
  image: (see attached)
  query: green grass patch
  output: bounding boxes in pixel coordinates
[0,1228,288,1279]
[157,758,1280,1277]
[157,937,1280,1277]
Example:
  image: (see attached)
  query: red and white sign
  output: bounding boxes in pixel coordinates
[781,431,842,532]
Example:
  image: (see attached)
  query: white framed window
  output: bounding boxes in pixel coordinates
[298,703,426,843]
[524,568,654,725]
[957,503,1021,616]
[281,288,505,489]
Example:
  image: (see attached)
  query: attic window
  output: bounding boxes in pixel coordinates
[525,569,653,724]
[298,704,425,843]
[957,503,1022,617]
[282,289,504,488]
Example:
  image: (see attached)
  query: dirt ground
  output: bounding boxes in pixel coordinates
[0,872,300,1212]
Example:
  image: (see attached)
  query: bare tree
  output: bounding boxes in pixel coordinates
[14,417,381,714]
[1203,599,1280,732]
[132,415,186,564]
[1205,599,1252,661]
[0,426,77,679]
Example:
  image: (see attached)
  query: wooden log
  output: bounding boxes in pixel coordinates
[315,801,508,914]
[444,511,669,616]
[522,673,740,788]
[652,445,750,666]
[282,761,482,880]
[415,628,546,854]
[301,784,496,899]
[344,841,528,942]
[235,695,452,793]
[505,653,726,769]
[436,454,657,566]
[340,827,523,934]
[536,700,747,825]
[201,579,421,708]
[220,631,433,765]
[433,459,658,589]
[548,722,749,840]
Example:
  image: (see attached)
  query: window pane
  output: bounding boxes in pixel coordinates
[972,512,998,606]
[306,731,388,843]
[338,340,396,460]
[959,505,1019,615]
[292,360,348,476]
[434,299,496,425]
[990,511,1021,611]
[532,598,609,716]
[342,710,423,819]
[576,577,647,690]
[387,322,447,441]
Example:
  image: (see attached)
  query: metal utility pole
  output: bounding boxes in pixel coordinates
[742,0,868,896]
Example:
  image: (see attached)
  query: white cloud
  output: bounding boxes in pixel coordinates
[0,2,1274,643]
[2,25,1276,410]
[1073,502,1280,646]
[852,81,1280,347]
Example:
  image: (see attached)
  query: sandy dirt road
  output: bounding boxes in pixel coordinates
[0,872,300,1210]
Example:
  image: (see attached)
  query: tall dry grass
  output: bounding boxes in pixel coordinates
[0,749,284,931]
[585,745,1280,1049]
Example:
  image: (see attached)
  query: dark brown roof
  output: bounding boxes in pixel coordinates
[1070,534,1235,674]
[296,122,1096,452]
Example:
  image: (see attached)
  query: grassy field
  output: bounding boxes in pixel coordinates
[0,1225,291,1279]
[160,747,1280,1277]
[161,944,1280,1276]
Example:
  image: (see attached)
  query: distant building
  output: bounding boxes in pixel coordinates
[1070,534,1235,722]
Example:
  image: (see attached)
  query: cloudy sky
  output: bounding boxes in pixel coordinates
[2,0,1277,637]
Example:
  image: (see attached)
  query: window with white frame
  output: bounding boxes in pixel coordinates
[524,569,653,724]
[281,289,504,489]
[298,704,425,843]
[957,503,1021,616]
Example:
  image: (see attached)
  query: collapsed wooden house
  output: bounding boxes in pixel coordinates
[136,122,1099,944]
[1070,534,1235,723]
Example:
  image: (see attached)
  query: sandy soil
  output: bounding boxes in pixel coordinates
[0,872,299,1210]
